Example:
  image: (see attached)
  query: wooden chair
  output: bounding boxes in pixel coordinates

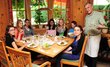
[60,36,88,67]
[6,46,51,67]
[0,40,10,67]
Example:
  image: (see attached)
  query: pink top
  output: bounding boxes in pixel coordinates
[14,28,24,40]
[47,30,56,36]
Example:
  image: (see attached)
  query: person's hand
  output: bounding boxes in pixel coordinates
[23,43,27,47]
[97,24,106,29]
[14,38,20,42]
[63,51,72,54]
[19,29,24,34]
[63,47,72,53]
[83,27,85,31]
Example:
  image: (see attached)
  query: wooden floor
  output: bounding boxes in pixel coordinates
[97,61,110,67]
[61,61,110,67]
[97,56,110,67]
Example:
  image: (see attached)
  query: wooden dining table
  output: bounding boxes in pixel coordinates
[16,35,74,58]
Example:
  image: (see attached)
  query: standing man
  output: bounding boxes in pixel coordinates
[84,2,106,67]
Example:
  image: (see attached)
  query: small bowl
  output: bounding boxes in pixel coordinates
[68,33,74,37]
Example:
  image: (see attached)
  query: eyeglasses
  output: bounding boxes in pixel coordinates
[9,29,14,31]
[26,21,30,23]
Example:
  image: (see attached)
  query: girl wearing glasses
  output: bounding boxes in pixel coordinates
[5,25,26,50]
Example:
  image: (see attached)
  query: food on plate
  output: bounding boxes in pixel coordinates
[60,42,64,45]
[30,44,35,46]
[42,43,50,49]
[26,38,30,41]
[27,43,38,48]
[58,41,67,46]
[44,43,49,48]
[35,35,38,39]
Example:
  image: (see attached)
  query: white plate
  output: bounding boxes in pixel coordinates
[47,41,54,45]
[27,43,38,48]
[68,32,74,37]
[68,32,73,35]
[57,41,67,46]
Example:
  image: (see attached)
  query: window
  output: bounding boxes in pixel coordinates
[53,0,67,23]
[31,0,48,25]
[93,0,110,22]
[12,0,25,26]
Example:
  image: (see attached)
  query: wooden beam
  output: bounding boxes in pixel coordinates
[25,0,31,20]
[66,0,75,23]
[47,0,54,20]
[8,0,13,24]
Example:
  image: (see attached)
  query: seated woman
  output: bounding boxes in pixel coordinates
[68,21,77,33]
[68,21,77,37]
[56,25,85,67]
[5,25,26,50]
[47,18,56,30]
[56,19,67,36]
[46,19,56,36]
[15,20,24,40]
[23,19,34,37]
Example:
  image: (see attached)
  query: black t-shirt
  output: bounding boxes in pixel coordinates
[5,34,14,48]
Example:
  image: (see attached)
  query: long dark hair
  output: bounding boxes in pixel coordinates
[74,25,84,35]
[71,21,77,27]
[5,25,14,35]
[69,21,77,29]
[24,19,32,29]
[48,18,56,30]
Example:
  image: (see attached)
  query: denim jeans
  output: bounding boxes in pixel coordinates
[56,53,79,67]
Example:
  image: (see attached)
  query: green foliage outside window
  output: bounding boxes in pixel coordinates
[31,0,46,25]
[94,4,110,29]
[31,0,46,7]
[12,0,25,19]
[54,6,62,19]
[34,10,45,25]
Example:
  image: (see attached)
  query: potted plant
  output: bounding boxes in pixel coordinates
[34,10,45,28]
[32,0,45,28]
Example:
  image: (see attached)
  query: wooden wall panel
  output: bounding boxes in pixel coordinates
[66,0,74,22]
[8,0,13,24]
[66,0,93,27]
[0,0,9,40]
[72,0,87,27]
